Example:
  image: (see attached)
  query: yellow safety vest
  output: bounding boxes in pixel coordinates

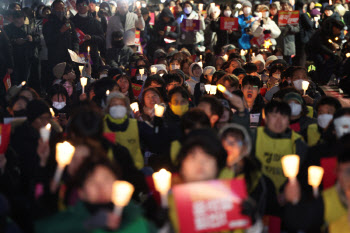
[104,117,144,169]
[170,140,182,165]
[329,215,350,233]
[255,127,302,193]
[307,106,314,118]
[307,123,321,147]
[322,186,347,225]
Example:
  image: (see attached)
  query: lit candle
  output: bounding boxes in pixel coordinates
[112,180,134,216]
[136,1,140,8]
[106,90,110,96]
[152,169,172,207]
[223,54,228,61]
[95,6,100,12]
[139,68,144,76]
[210,3,215,8]
[18,81,26,88]
[151,66,157,74]
[204,84,211,94]
[308,166,324,198]
[198,3,203,12]
[79,66,84,77]
[130,102,139,113]
[80,77,88,94]
[54,141,75,183]
[252,53,255,57]
[200,55,202,60]
[197,61,203,68]
[210,85,217,95]
[347,53,350,58]
[166,26,171,32]
[281,155,300,184]
[87,46,90,56]
[328,39,333,44]
[302,81,309,95]
[50,108,55,117]
[240,49,245,56]
[154,104,165,117]
[160,73,164,77]
[40,123,51,142]
[217,84,233,98]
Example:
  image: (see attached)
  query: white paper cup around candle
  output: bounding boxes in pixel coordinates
[223,55,228,61]
[139,68,144,76]
[308,166,324,198]
[210,3,215,8]
[151,66,157,74]
[166,26,171,32]
[281,155,300,184]
[130,102,139,113]
[80,77,88,93]
[240,49,245,56]
[50,108,55,117]
[205,84,211,94]
[79,66,84,77]
[210,85,217,95]
[302,81,309,95]
[217,84,233,98]
[54,141,75,183]
[198,3,203,12]
[112,180,134,216]
[152,169,172,207]
[40,123,51,142]
[154,104,165,117]
[106,90,110,96]
[95,6,100,12]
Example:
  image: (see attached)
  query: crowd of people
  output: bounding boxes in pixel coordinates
[1,0,350,232]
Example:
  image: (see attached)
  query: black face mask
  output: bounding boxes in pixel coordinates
[112,40,124,48]
[13,109,27,117]
[83,202,114,214]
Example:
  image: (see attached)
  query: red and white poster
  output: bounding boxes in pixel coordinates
[3,73,11,92]
[132,83,142,98]
[220,17,239,31]
[75,28,86,45]
[173,178,251,233]
[250,34,271,47]
[135,30,141,45]
[181,19,200,32]
[149,12,155,26]
[278,11,299,27]
[0,15,3,29]
[0,124,11,154]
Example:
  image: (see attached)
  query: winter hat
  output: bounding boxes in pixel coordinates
[324,5,334,12]
[154,49,167,59]
[53,62,67,79]
[315,3,322,9]
[283,92,303,105]
[257,5,269,12]
[26,99,51,123]
[151,64,168,74]
[189,62,203,78]
[310,9,321,17]
[265,55,278,68]
[203,66,216,76]
[172,69,186,82]
[252,54,265,67]
[242,1,252,8]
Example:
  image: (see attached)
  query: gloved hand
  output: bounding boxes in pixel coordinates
[241,197,258,224]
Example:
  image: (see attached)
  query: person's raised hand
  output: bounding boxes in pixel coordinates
[284,179,301,204]
[106,213,121,230]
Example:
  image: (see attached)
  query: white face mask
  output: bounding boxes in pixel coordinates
[109,105,127,119]
[334,116,350,138]
[184,7,192,14]
[243,7,251,15]
[79,12,89,17]
[317,114,333,129]
[289,102,302,116]
[293,79,303,91]
[224,10,232,17]
[52,101,66,110]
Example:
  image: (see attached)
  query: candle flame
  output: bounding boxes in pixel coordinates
[281,155,300,178]
[106,90,110,96]
[152,169,172,194]
[50,108,55,117]
[217,84,226,93]
[56,141,75,167]
[263,39,273,49]
[308,166,324,187]
[21,81,26,86]
[45,123,51,130]
[112,180,134,207]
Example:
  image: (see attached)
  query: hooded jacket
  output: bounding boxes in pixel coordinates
[187,62,203,95]
[153,8,180,47]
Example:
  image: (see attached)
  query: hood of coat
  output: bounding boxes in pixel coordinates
[160,8,175,22]
[189,62,203,79]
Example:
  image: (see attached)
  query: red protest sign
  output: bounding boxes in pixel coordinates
[220,17,239,31]
[0,15,3,29]
[181,19,200,32]
[0,124,11,154]
[173,179,251,233]
[75,28,86,45]
[132,83,142,98]
[278,11,299,27]
[103,132,116,144]
[250,33,271,47]
[3,73,11,92]
[320,157,337,189]
[135,30,141,45]
[149,12,155,25]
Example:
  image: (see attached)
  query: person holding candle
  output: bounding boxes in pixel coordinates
[72,0,105,76]
[114,74,136,103]
[187,62,203,95]
[103,92,144,169]
[193,66,216,105]
[106,31,134,70]
[35,157,155,233]
[253,100,308,194]
[282,92,316,141]
[197,96,224,129]
[139,87,164,122]
[48,84,72,128]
